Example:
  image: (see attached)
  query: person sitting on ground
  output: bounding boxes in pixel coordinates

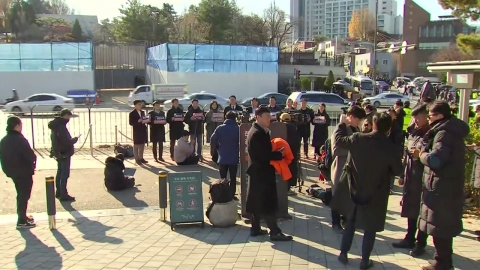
[174,130,200,165]
[104,153,135,191]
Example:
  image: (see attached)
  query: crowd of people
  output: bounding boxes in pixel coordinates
[0,83,476,270]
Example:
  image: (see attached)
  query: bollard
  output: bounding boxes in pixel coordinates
[45,176,57,230]
[158,171,168,221]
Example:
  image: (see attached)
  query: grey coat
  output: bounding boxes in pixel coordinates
[330,123,358,194]
[329,131,403,232]
[418,117,469,238]
[400,125,429,219]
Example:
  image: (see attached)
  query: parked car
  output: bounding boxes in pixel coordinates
[239,92,288,109]
[363,92,410,108]
[287,91,349,115]
[4,93,75,114]
[376,81,390,93]
[162,91,229,111]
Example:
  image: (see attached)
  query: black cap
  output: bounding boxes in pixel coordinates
[181,130,190,137]
[60,108,73,117]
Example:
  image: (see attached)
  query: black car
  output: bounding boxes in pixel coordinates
[240,92,288,109]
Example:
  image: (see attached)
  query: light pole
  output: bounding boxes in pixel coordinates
[373,0,378,81]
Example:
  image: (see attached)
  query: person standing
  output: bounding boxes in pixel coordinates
[184,99,205,160]
[417,101,469,270]
[283,99,297,113]
[166,98,185,160]
[330,106,366,233]
[392,104,429,256]
[223,95,243,116]
[266,96,281,122]
[297,98,314,158]
[210,111,240,199]
[48,109,78,201]
[206,101,224,163]
[129,100,149,165]
[246,106,293,241]
[0,116,37,229]
[387,108,404,192]
[312,103,331,158]
[148,101,166,162]
[279,113,301,195]
[331,113,403,269]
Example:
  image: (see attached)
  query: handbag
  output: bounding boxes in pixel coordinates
[114,144,134,158]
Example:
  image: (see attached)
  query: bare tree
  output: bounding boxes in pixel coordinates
[263,2,293,48]
[49,0,74,15]
[430,44,479,62]
[171,11,209,44]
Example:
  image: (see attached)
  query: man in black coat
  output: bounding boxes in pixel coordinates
[266,96,282,122]
[279,113,301,193]
[246,106,293,241]
[223,95,243,117]
[417,101,469,270]
[104,154,135,191]
[129,100,148,165]
[49,109,78,201]
[184,99,205,160]
[331,113,403,269]
[148,101,166,162]
[297,98,315,158]
[0,116,37,229]
[392,104,430,257]
[166,98,185,159]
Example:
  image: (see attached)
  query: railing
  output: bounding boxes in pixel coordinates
[0,104,342,153]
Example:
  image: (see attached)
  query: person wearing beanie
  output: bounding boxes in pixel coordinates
[0,116,37,229]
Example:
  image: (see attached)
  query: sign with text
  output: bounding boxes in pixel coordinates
[212,112,224,123]
[168,171,204,227]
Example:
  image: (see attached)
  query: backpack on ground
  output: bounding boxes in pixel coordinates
[206,179,233,218]
[114,144,134,158]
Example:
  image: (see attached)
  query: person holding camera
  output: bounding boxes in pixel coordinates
[174,130,200,165]
[330,106,366,234]
[297,98,314,159]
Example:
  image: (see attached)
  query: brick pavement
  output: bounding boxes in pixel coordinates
[1,195,479,270]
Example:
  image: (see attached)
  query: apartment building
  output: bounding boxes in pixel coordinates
[291,0,402,40]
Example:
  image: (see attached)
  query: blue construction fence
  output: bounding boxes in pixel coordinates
[0,42,93,72]
[147,43,278,73]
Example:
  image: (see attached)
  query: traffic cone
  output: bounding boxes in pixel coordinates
[95,94,100,105]
[85,96,90,105]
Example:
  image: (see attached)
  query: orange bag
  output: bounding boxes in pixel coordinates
[270,138,294,180]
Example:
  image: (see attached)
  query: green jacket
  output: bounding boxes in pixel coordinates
[403,108,412,131]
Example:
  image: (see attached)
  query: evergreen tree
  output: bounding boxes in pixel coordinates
[71,18,82,41]
[324,70,335,89]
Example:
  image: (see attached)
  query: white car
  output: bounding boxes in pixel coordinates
[163,92,229,111]
[5,93,75,114]
[287,91,349,114]
[363,93,410,108]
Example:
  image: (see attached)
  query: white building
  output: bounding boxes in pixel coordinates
[290,0,401,40]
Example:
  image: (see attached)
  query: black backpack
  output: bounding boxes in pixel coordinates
[206,179,233,218]
[114,144,134,158]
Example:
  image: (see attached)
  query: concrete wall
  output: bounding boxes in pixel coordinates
[0,71,94,101]
[169,72,277,100]
[353,53,397,78]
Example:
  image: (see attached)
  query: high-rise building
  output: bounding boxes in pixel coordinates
[290,0,402,40]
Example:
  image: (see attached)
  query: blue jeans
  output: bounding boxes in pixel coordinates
[55,157,71,196]
[341,206,376,262]
[190,133,203,156]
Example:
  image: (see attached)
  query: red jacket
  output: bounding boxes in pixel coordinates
[270,138,294,180]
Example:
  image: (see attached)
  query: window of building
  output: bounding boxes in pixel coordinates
[429,26,435,37]
[436,25,443,37]
[382,59,388,65]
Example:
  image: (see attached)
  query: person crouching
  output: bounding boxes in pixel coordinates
[104,154,135,191]
[174,130,200,165]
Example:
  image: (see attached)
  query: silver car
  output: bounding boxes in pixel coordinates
[363,93,410,108]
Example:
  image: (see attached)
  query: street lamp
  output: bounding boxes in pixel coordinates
[373,0,378,82]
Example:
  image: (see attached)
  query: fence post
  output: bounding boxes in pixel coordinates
[88,106,93,156]
[115,125,118,145]
[29,107,35,149]
[158,171,168,221]
[45,176,56,230]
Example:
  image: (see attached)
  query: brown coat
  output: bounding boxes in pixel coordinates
[329,131,403,232]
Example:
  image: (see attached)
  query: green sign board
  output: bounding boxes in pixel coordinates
[168,171,204,230]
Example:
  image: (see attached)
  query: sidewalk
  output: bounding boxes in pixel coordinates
[1,195,479,270]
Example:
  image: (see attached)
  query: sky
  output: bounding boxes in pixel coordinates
[68,0,453,21]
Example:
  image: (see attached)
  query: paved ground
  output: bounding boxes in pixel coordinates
[0,192,479,270]
[0,152,321,216]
